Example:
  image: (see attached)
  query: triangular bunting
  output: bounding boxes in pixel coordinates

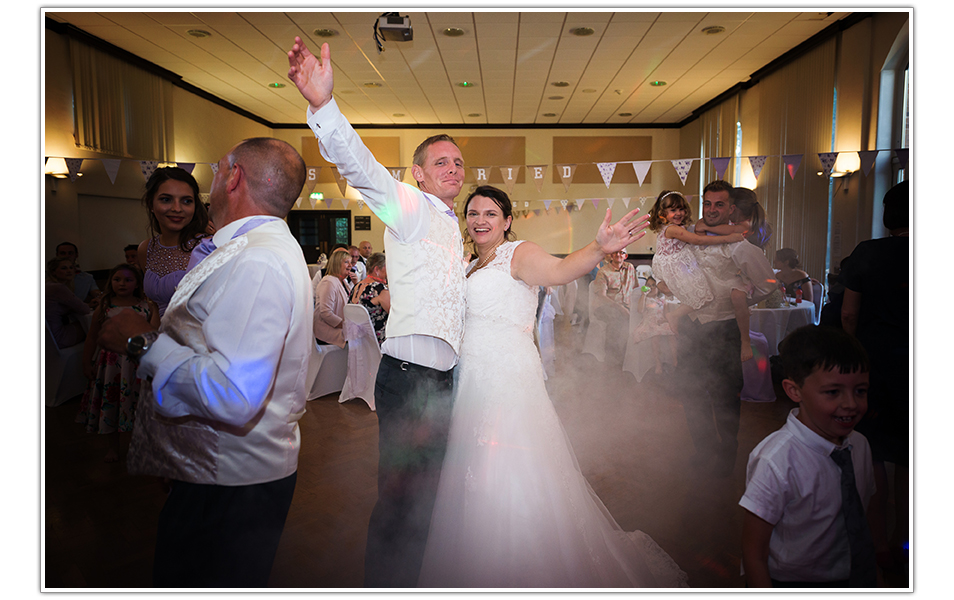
[528,165,547,193]
[533,209,542,217]
[499,165,520,195]
[622,197,631,208]
[305,178,318,194]
[671,159,693,185]
[387,167,406,182]
[783,154,802,180]
[560,199,569,211]
[631,161,652,186]
[332,167,349,196]
[471,167,490,186]
[308,195,317,208]
[710,157,731,180]
[575,199,585,211]
[295,197,302,208]
[590,199,600,210]
[101,159,121,184]
[748,155,768,180]
[306,166,321,184]
[339,198,349,209]
[556,164,577,193]
[209,162,219,175]
[606,198,616,209]
[817,152,838,177]
[357,199,365,210]
[894,148,909,171]
[139,160,157,182]
[858,150,879,176]
[543,200,553,211]
[596,162,617,188]
[65,158,84,182]
[323,199,333,209]
[177,162,196,175]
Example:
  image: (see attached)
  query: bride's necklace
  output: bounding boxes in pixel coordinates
[468,241,503,278]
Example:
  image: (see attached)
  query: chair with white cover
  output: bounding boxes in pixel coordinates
[635,264,653,281]
[338,304,379,411]
[810,278,824,324]
[623,294,677,383]
[581,280,607,362]
[306,340,348,401]
[45,322,89,407]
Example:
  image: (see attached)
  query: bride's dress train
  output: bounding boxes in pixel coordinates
[418,241,688,588]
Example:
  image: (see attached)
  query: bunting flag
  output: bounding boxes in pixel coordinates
[671,159,693,185]
[341,198,351,209]
[295,196,302,208]
[528,165,547,193]
[306,166,321,185]
[782,154,802,180]
[622,197,631,208]
[533,209,542,217]
[209,162,219,175]
[556,164,577,192]
[631,161,652,186]
[471,166,490,186]
[894,148,909,170]
[748,155,768,180]
[500,165,520,195]
[560,199,569,210]
[308,195,318,208]
[858,150,879,176]
[177,162,196,175]
[139,160,157,182]
[101,158,121,184]
[305,177,318,194]
[357,199,365,210]
[590,198,600,211]
[332,167,349,196]
[606,198,616,209]
[543,199,553,211]
[387,167,406,182]
[323,198,333,209]
[575,199,585,211]
[817,152,838,177]
[597,162,617,188]
[710,157,731,180]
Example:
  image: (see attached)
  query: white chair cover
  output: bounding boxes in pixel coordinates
[810,278,824,324]
[635,264,653,281]
[44,322,89,407]
[622,293,676,382]
[338,304,380,411]
[555,279,578,318]
[306,340,348,401]
[741,331,776,402]
[537,292,557,378]
[581,280,607,362]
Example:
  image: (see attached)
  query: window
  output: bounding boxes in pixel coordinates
[287,210,351,264]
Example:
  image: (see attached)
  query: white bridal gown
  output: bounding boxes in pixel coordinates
[418,241,689,588]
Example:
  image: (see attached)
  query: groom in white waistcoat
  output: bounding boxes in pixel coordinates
[98,138,313,587]
[288,38,466,587]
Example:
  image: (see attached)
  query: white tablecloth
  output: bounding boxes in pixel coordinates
[750,302,816,355]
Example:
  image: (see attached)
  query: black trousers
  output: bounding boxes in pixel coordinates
[677,317,744,468]
[153,472,297,587]
[364,354,455,588]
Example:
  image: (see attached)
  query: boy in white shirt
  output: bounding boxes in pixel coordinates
[740,325,878,587]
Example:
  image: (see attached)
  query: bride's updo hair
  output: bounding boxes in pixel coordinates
[463,185,517,245]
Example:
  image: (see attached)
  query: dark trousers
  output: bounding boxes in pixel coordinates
[153,472,297,587]
[364,354,455,588]
[677,317,744,469]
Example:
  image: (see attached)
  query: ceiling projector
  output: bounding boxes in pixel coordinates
[377,14,413,42]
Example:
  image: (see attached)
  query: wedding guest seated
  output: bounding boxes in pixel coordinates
[55,241,101,306]
[124,244,139,265]
[349,245,367,282]
[774,248,814,303]
[592,249,637,358]
[348,252,390,345]
[314,248,352,347]
[740,325,876,588]
[45,257,92,348]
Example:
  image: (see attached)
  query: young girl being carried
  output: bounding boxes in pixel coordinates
[77,264,160,462]
[648,190,755,362]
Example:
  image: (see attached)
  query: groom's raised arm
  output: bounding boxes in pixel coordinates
[287,38,426,242]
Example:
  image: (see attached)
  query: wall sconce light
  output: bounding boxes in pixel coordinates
[816,169,855,192]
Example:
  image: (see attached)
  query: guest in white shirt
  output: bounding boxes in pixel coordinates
[97,137,313,587]
[289,38,467,587]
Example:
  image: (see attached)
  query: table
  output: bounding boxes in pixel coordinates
[750,302,816,355]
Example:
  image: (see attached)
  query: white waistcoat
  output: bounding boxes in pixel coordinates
[383,200,466,354]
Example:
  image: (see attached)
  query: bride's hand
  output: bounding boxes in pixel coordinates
[596,208,649,254]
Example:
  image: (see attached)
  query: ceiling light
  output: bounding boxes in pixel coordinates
[570,27,595,36]
[551,81,570,87]
[268,82,285,88]
[650,80,667,87]
[442,27,465,37]
[548,96,564,100]
[701,25,726,35]
[618,112,632,117]
[542,113,557,117]
[187,30,212,39]
[363,82,382,88]
[457,81,476,88]
[313,28,339,37]
[467,113,482,117]
[392,113,405,117]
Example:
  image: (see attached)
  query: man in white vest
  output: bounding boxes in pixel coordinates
[97,137,313,587]
[288,37,466,587]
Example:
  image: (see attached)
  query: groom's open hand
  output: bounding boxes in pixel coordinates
[287,37,334,114]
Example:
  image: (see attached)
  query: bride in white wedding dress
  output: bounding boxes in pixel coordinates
[418,186,689,588]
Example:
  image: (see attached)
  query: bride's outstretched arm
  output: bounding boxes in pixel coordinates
[511,208,648,288]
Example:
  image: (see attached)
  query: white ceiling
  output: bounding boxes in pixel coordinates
[46,10,853,127]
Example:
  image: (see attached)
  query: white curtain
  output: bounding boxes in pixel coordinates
[70,38,175,160]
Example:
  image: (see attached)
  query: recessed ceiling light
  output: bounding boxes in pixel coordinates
[650,80,667,87]
[187,30,212,38]
[618,112,632,117]
[570,27,595,36]
[457,81,476,88]
[548,96,564,100]
[392,113,405,117]
[551,81,570,87]
[467,113,482,117]
[363,82,382,88]
[582,88,597,93]
[268,82,286,88]
[701,25,726,35]
[313,28,339,38]
[338,90,354,94]
[442,27,465,37]
[542,113,557,117]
